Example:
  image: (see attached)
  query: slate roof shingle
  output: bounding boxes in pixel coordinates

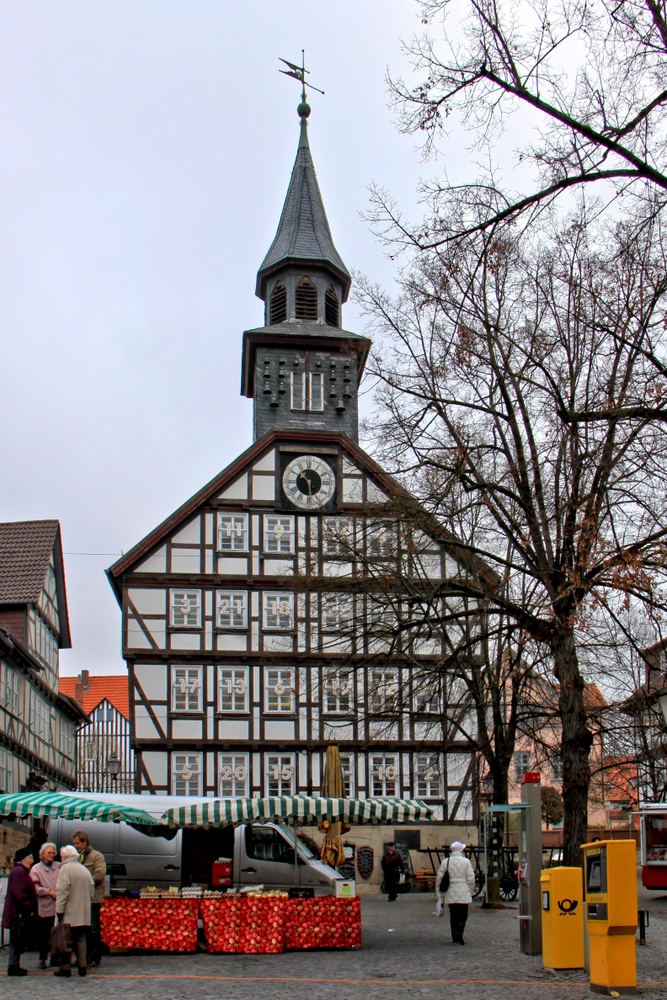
[0,519,59,604]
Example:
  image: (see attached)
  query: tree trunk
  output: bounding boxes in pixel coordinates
[551,625,593,866]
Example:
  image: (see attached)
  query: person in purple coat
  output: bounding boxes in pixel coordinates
[2,847,38,976]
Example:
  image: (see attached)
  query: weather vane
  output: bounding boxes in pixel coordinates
[279,51,324,106]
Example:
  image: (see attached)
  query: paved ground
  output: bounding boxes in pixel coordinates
[4,887,667,999]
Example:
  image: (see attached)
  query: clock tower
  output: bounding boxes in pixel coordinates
[241,99,370,446]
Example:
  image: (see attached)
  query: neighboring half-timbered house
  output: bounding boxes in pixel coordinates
[107,101,488,825]
[0,520,87,796]
[60,672,134,793]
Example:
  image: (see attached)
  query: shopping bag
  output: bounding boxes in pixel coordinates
[398,873,406,885]
[435,897,444,917]
[50,921,71,960]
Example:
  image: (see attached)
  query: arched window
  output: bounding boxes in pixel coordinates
[324,287,339,327]
[270,282,287,325]
[295,277,318,320]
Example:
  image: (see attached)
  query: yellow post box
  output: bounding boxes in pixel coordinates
[582,839,638,996]
[540,867,584,969]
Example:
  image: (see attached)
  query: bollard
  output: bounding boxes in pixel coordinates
[638,909,649,946]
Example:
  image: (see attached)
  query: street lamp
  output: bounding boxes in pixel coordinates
[106,754,121,787]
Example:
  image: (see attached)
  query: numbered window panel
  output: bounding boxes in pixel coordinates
[321,593,354,652]
[368,667,399,715]
[366,520,396,559]
[323,516,355,558]
[171,752,203,796]
[170,590,201,628]
[412,671,440,714]
[263,592,295,631]
[170,665,203,712]
[217,513,249,552]
[322,668,354,713]
[266,753,296,795]
[217,666,249,713]
[216,591,247,629]
[415,753,442,798]
[0,663,20,716]
[265,667,295,713]
[264,515,295,554]
[370,753,399,796]
[218,753,249,797]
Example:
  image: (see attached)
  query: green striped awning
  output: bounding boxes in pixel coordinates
[0,792,158,825]
[158,795,433,829]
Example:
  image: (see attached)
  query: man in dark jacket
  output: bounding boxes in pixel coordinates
[2,847,38,976]
[381,842,405,902]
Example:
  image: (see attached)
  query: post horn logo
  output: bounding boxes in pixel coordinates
[557,898,578,915]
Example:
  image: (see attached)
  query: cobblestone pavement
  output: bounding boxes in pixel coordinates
[4,889,667,1000]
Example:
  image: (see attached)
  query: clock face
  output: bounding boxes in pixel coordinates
[282,455,336,510]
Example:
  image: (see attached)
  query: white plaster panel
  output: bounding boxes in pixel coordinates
[366,481,388,502]
[205,550,214,574]
[216,634,248,651]
[430,804,444,821]
[324,722,354,741]
[204,513,214,545]
[171,718,203,739]
[342,457,360,475]
[128,589,166,615]
[146,621,166,649]
[205,592,212,616]
[172,519,201,544]
[342,478,364,502]
[263,635,294,652]
[264,720,296,740]
[261,559,293,576]
[321,561,352,578]
[142,751,167,786]
[252,475,275,501]
[217,557,248,575]
[134,665,166,701]
[369,721,398,740]
[252,553,260,574]
[170,548,201,573]
[126,622,152,650]
[170,632,202,650]
[253,450,275,472]
[219,475,248,500]
[135,546,167,573]
[135,706,160,738]
[419,554,442,578]
[218,719,250,740]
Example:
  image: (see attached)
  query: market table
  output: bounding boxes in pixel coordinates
[101,895,361,954]
[100,897,199,952]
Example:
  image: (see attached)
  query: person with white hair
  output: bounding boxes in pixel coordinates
[435,841,476,945]
[30,842,61,968]
[54,845,94,978]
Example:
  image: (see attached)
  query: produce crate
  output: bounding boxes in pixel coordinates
[100,898,199,952]
[284,896,361,950]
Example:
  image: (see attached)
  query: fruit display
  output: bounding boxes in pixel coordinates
[100,898,199,952]
[283,896,362,950]
[201,894,285,953]
[101,894,361,954]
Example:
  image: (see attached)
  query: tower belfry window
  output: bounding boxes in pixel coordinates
[325,287,339,327]
[270,282,287,324]
[295,277,318,320]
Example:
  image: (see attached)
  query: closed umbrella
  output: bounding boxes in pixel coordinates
[320,746,346,868]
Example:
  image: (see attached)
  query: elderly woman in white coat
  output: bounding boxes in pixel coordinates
[435,841,476,945]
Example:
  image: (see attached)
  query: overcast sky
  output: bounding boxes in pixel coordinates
[1,1,479,677]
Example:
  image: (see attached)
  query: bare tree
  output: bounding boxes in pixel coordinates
[379,0,667,245]
[358,209,667,862]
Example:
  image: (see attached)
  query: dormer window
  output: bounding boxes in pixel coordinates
[295,277,318,320]
[270,282,287,324]
[325,287,339,327]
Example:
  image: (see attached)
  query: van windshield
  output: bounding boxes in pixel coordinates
[279,826,316,859]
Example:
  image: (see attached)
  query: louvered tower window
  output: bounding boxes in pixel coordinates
[270,282,287,324]
[295,277,318,319]
[325,287,339,327]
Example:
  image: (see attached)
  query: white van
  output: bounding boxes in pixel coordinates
[47,794,343,896]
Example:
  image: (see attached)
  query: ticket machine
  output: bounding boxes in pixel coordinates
[582,840,638,996]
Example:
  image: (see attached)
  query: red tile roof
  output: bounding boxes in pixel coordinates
[59,675,130,721]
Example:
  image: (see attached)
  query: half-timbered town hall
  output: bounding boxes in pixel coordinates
[107,97,484,826]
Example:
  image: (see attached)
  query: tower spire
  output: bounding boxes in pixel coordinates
[279,52,324,150]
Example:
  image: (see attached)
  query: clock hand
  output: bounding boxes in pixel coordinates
[297,471,313,495]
